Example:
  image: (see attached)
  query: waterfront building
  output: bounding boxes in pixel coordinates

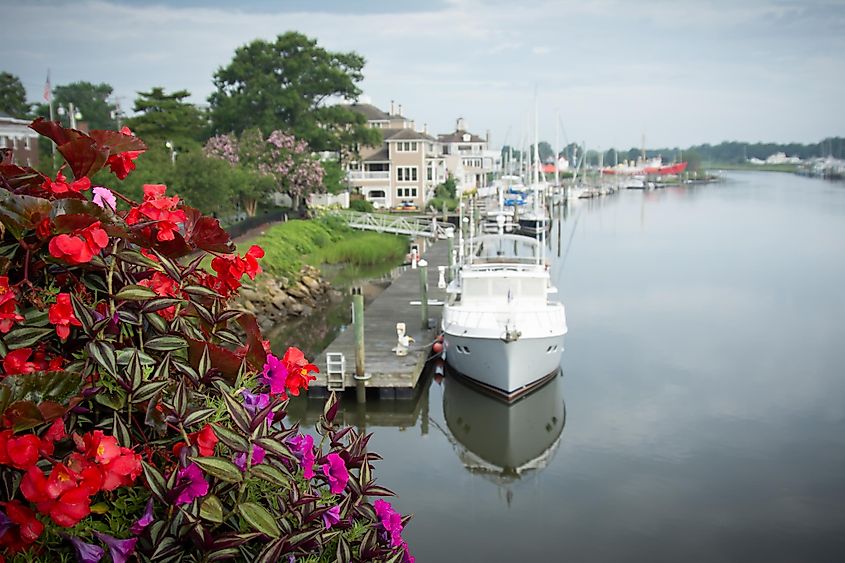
[437,117,499,194]
[0,111,40,167]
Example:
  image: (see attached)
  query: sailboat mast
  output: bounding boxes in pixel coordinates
[555,111,560,187]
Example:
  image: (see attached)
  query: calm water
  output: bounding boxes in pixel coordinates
[296,172,845,562]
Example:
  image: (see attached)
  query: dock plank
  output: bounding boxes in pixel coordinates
[311,239,450,394]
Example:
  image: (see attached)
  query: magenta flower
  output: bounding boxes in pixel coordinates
[374,499,405,547]
[93,533,137,563]
[262,354,289,396]
[322,505,341,529]
[322,452,349,494]
[92,186,117,211]
[288,434,315,479]
[130,498,154,534]
[235,444,266,471]
[240,389,270,416]
[67,536,105,563]
[173,463,209,505]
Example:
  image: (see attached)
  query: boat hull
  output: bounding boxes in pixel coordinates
[443,331,564,400]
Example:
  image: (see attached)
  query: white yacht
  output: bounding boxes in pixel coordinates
[442,233,567,400]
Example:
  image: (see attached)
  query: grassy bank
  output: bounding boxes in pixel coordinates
[246,217,408,283]
[705,162,799,173]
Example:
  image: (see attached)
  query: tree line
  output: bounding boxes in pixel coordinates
[0,32,382,220]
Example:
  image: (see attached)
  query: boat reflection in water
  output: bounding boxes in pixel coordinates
[442,369,565,486]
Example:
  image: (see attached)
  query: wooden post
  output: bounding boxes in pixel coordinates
[418,259,428,330]
[352,290,366,404]
[446,230,454,283]
[442,200,448,223]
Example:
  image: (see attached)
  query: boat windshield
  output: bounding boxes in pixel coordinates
[472,234,541,265]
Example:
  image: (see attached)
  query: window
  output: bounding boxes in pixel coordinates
[397,187,418,198]
[396,141,418,152]
[396,167,418,182]
[427,167,433,181]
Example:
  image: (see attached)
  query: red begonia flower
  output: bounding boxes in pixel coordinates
[1,500,44,551]
[48,293,82,341]
[105,127,144,180]
[48,222,109,265]
[282,346,319,397]
[138,272,180,320]
[0,276,24,334]
[126,184,186,241]
[42,169,91,195]
[172,424,218,458]
[82,430,121,465]
[6,434,41,470]
[40,486,92,527]
[99,448,142,491]
[2,348,37,375]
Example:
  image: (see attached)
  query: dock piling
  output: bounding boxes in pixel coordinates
[418,259,429,329]
[352,289,366,404]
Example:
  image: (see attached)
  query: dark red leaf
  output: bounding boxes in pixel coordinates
[187,339,242,381]
[0,164,47,193]
[29,118,87,147]
[57,137,110,180]
[3,400,44,431]
[180,206,234,254]
[37,400,66,422]
[237,313,266,370]
[88,129,147,155]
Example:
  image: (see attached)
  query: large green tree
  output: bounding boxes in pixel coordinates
[209,32,380,153]
[0,72,29,117]
[34,81,117,130]
[124,87,207,153]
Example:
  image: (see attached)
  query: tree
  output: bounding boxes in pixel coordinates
[209,32,378,153]
[124,87,207,153]
[34,81,117,130]
[0,72,29,117]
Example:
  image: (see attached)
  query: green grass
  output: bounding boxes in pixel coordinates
[310,231,408,267]
[705,162,799,173]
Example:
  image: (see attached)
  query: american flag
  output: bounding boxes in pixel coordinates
[43,70,51,102]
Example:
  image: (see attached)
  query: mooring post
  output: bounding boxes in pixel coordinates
[446,227,455,283]
[418,259,429,330]
[352,288,366,404]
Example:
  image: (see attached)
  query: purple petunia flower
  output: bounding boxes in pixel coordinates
[93,533,137,563]
[0,509,11,539]
[67,536,105,563]
[130,498,154,535]
[92,186,117,211]
[288,434,315,479]
[234,444,266,471]
[262,354,289,395]
[322,505,341,530]
[240,389,270,416]
[374,499,405,548]
[174,463,209,505]
[322,453,349,494]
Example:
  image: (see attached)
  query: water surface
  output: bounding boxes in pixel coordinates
[295,172,845,562]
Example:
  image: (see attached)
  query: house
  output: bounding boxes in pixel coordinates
[0,112,39,167]
[345,102,445,210]
[436,118,498,193]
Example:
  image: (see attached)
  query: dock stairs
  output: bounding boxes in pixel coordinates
[325,352,346,391]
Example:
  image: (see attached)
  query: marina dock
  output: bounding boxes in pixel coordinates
[310,238,451,399]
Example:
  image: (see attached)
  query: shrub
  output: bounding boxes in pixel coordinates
[0,120,413,561]
[349,199,374,213]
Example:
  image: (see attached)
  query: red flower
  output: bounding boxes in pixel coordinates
[138,272,180,320]
[208,245,266,297]
[105,127,144,180]
[39,486,92,527]
[48,293,82,340]
[0,430,12,465]
[0,500,44,552]
[2,348,37,375]
[99,448,142,491]
[82,430,121,465]
[48,221,109,265]
[0,276,24,334]
[126,184,186,242]
[244,245,264,278]
[5,434,40,470]
[282,347,318,397]
[41,169,91,195]
[36,217,53,239]
[173,424,218,457]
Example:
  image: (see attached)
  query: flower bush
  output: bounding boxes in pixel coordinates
[0,120,412,562]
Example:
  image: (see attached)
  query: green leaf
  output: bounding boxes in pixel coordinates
[131,380,168,403]
[182,284,220,298]
[144,312,169,334]
[237,502,280,538]
[183,407,216,427]
[95,388,126,410]
[249,463,289,487]
[0,191,52,240]
[208,548,241,561]
[116,249,162,270]
[190,456,243,483]
[210,423,249,452]
[0,370,83,412]
[145,335,188,352]
[142,461,168,503]
[220,390,252,434]
[336,535,352,563]
[2,327,54,350]
[112,412,131,446]
[199,494,224,523]
[70,294,95,333]
[115,284,156,300]
[87,341,118,378]
[254,437,294,461]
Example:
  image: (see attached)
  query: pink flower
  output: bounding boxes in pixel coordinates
[322,505,341,529]
[374,499,405,548]
[92,187,117,211]
[288,434,315,480]
[234,444,266,472]
[322,453,348,494]
[173,463,208,505]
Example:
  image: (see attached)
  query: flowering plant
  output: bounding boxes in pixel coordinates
[0,120,412,561]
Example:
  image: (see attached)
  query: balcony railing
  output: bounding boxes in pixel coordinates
[347,170,390,180]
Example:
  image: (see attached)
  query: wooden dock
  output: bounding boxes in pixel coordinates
[310,239,450,399]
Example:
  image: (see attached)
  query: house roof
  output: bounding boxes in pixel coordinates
[383,128,434,142]
[363,147,390,162]
[437,129,486,143]
[343,103,392,122]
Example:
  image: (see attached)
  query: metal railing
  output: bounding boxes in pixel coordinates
[347,170,390,180]
[321,209,452,239]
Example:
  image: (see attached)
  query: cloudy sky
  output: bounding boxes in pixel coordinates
[2,0,843,149]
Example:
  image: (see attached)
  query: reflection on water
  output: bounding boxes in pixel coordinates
[442,373,565,484]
